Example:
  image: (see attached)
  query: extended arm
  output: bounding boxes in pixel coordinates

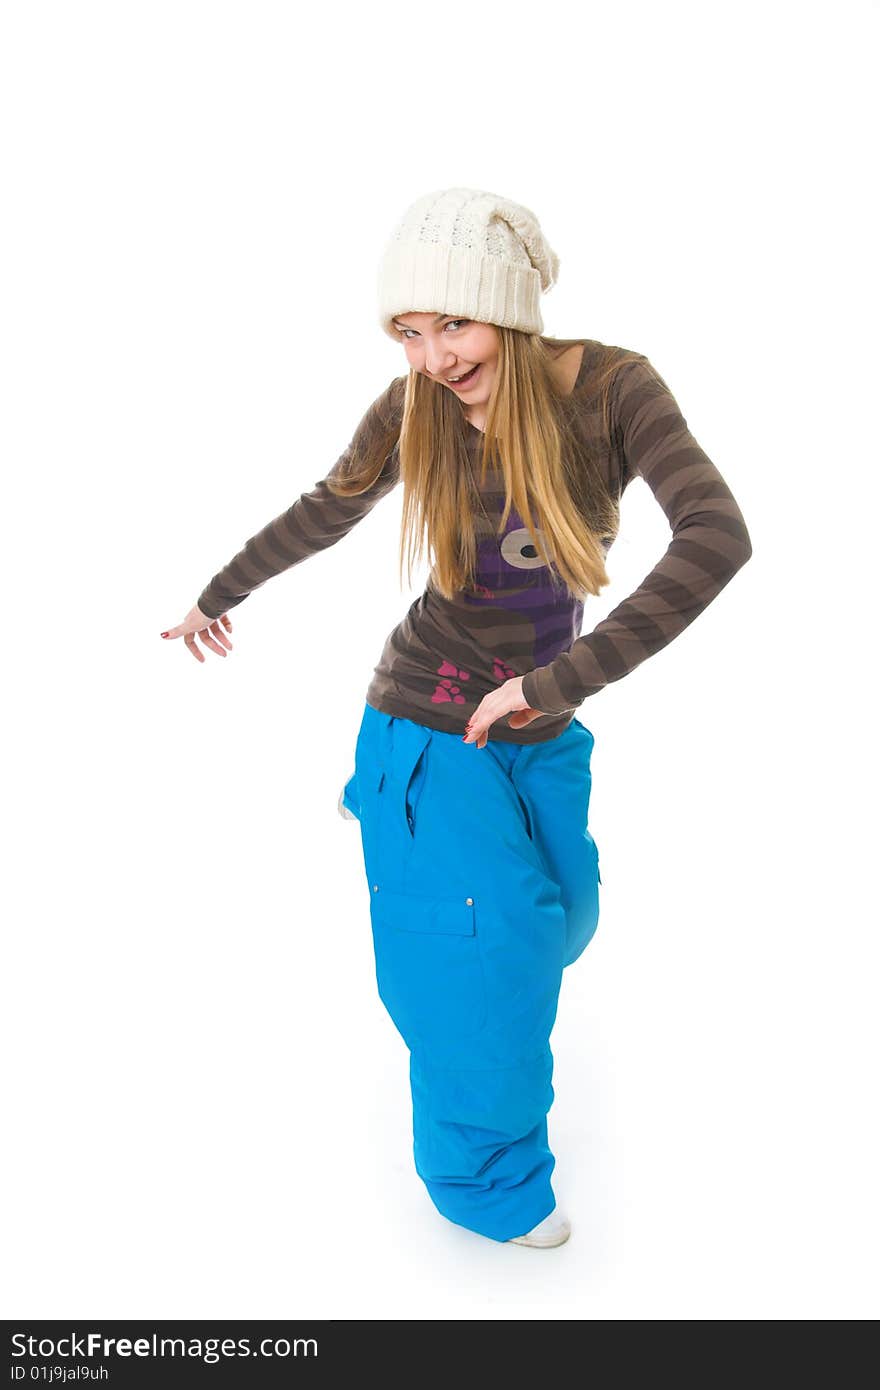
[197,379,403,620]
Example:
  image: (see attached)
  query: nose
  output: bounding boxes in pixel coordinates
[423,347,456,378]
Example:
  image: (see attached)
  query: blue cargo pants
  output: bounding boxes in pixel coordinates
[341,700,601,1243]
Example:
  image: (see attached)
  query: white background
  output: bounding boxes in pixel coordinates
[2,0,877,1322]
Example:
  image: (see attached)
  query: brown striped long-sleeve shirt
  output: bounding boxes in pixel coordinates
[197,339,752,744]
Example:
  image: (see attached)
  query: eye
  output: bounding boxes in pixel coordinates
[397,319,469,339]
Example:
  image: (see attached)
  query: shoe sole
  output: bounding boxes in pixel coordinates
[508,1225,572,1249]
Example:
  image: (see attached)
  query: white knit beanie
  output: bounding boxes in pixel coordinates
[377,187,560,341]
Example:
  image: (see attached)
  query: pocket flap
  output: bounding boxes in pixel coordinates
[370,888,475,937]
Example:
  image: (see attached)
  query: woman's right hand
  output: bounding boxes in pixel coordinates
[160,604,234,662]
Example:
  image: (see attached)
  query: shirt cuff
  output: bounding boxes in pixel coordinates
[521,667,579,717]
[196,587,246,621]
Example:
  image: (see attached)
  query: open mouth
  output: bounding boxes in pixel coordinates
[447,363,481,389]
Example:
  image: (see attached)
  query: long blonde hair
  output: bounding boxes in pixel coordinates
[328,328,645,603]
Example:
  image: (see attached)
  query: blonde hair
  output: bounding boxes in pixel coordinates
[328,329,645,604]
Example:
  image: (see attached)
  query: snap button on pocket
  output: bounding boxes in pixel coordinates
[373,888,475,936]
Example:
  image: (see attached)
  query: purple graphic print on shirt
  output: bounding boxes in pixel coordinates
[459,503,586,668]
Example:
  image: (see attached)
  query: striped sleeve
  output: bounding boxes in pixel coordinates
[520,356,753,715]
[196,380,403,620]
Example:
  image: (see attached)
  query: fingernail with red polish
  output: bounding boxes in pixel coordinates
[160,632,169,638]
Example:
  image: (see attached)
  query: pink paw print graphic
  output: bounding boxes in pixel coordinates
[432,658,470,704]
[492,656,517,683]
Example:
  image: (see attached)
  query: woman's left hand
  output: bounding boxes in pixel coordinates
[463,676,547,749]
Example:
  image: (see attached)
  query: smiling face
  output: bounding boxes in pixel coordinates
[390,312,500,420]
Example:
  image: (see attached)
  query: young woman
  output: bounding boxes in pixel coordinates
[161,188,752,1249]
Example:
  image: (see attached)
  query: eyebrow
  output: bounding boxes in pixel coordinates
[391,313,453,329]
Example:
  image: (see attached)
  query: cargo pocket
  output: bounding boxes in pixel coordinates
[369,887,487,1049]
[564,831,601,967]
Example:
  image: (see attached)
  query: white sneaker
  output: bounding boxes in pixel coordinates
[508,1208,572,1248]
